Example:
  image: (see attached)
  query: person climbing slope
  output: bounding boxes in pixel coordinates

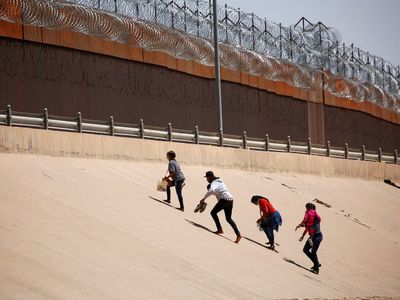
[199,171,242,244]
[295,202,323,274]
[164,150,185,212]
[250,195,282,250]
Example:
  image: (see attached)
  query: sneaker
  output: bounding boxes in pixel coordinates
[164,199,171,203]
[176,207,184,212]
[234,235,242,244]
[266,245,275,251]
[310,267,319,274]
[214,229,224,235]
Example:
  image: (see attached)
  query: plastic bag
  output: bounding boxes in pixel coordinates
[157,178,168,191]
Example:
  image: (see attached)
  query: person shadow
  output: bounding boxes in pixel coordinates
[185,219,233,242]
[148,196,174,208]
[283,257,310,272]
[243,237,279,253]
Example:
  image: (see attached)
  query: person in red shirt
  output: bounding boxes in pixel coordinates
[251,195,282,250]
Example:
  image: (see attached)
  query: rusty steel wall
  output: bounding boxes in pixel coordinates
[324,106,400,152]
[0,37,308,141]
[0,37,399,149]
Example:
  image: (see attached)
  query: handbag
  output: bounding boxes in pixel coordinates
[156,178,168,191]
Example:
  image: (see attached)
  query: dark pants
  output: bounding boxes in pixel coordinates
[210,199,241,236]
[261,211,281,246]
[264,225,275,246]
[166,179,185,209]
[303,232,323,269]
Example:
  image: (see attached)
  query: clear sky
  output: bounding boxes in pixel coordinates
[221,0,400,67]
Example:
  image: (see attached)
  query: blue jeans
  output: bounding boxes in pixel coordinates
[166,179,185,209]
[261,211,282,245]
[303,232,323,268]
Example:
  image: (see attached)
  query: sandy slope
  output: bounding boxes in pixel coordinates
[0,153,399,299]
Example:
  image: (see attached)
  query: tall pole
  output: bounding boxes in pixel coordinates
[212,0,223,133]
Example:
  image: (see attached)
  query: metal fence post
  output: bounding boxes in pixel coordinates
[194,126,199,144]
[344,143,349,159]
[326,141,330,157]
[77,112,82,133]
[168,123,172,142]
[361,145,365,161]
[6,104,11,126]
[43,108,48,130]
[378,148,382,162]
[307,137,311,155]
[109,116,114,136]
[154,0,157,23]
[395,149,398,164]
[265,134,269,151]
[243,131,247,149]
[139,119,144,139]
[218,129,223,147]
[287,136,291,153]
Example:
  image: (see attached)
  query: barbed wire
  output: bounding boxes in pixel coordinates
[1,0,399,113]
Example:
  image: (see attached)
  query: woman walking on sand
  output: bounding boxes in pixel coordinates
[199,171,242,244]
[251,195,282,250]
[164,150,185,211]
[295,203,323,274]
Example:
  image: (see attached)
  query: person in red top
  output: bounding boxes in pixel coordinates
[295,203,323,274]
[297,203,321,241]
[251,195,282,250]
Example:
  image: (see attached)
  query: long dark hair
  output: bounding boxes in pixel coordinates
[251,195,269,204]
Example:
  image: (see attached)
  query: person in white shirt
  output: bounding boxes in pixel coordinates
[200,171,242,244]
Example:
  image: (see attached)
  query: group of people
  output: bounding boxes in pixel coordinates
[163,150,323,274]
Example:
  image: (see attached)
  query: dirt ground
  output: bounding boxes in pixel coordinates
[0,153,399,299]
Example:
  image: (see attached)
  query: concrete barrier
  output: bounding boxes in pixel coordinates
[0,126,399,180]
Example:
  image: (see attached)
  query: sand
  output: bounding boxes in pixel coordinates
[0,153,399,299]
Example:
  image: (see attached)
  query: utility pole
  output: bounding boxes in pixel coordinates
[212,0,223,133]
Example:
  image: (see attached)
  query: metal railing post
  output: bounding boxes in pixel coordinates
[109,116,114,136]
[194,126,199,144]
[361,145,365,161]
[43,108,48,130]
[243,131,247,149]
[218,129,223,147]
[6,104,11,126]
[344,143,349,159]
[307,137,311,155]
[378,148,382,162]
[139,119,144,139]
[265,134,269,151]
[168,123,172,142]
[326,141,330,157]
[77,112,82,133]
[287,136,291,153]
[395,149,398,164]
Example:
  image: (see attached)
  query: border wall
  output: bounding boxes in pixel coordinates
[0,14,399,151]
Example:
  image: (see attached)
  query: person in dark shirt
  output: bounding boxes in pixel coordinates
[164,151,185,211]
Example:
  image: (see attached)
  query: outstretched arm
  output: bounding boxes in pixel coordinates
[295,213,307,231]
[200,186,216,203]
